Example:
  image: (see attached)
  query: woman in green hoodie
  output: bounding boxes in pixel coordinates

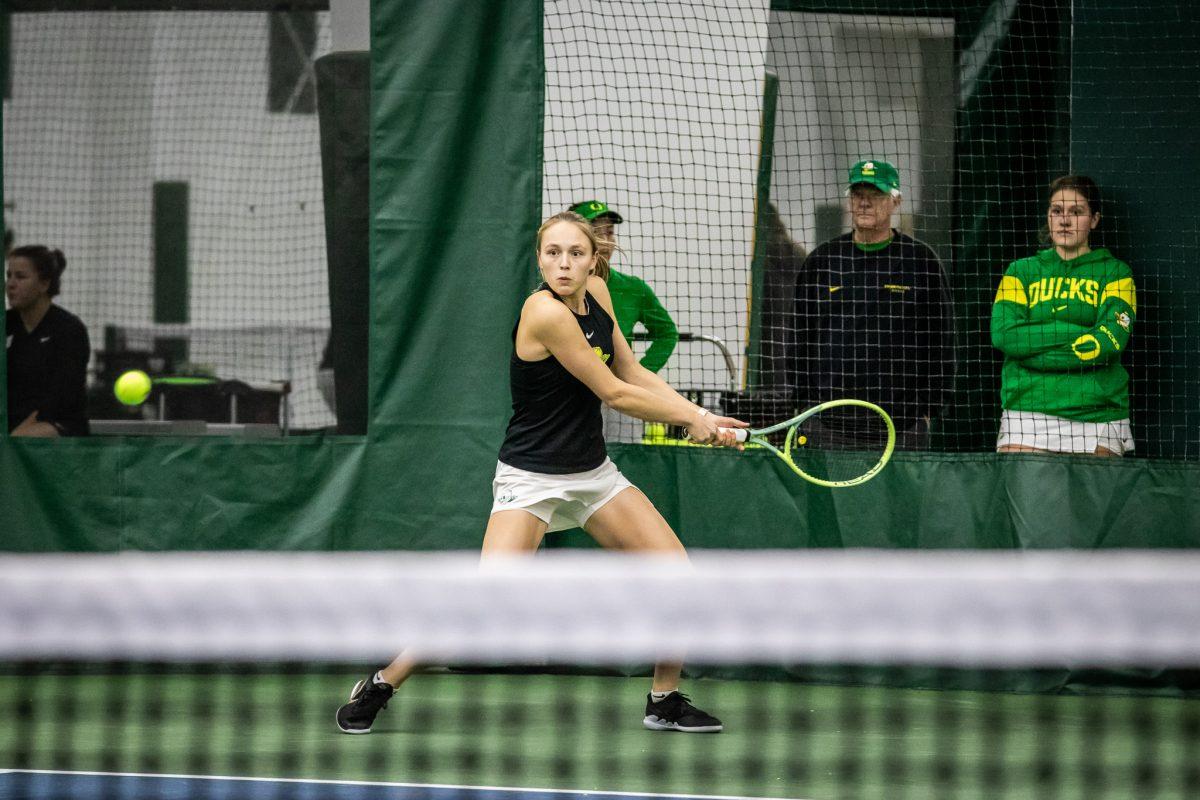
[991,175,1136,455]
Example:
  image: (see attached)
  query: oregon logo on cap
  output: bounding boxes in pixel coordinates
[862,162,876,175]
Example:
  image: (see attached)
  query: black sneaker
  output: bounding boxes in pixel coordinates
[336,676,394,734]
[643,691,723,733]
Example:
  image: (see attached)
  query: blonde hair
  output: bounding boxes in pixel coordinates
[535,211,611,282]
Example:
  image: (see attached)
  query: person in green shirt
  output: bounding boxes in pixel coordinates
[569,200,680,444]
[568,200,678,373]
[991,175,1136,455]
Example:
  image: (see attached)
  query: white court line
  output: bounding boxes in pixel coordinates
[0,769,811,800]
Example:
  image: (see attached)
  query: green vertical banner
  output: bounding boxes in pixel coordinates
[315,51,370,435]
[152,180,189,324]
[745,69,779,390]
[366,0,544,547]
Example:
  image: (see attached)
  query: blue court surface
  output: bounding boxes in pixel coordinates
[0,771,780,800]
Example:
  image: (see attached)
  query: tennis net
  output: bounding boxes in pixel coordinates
[2,550,1198,799]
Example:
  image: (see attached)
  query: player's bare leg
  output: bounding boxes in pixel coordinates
[338,511,548,733]
[376,512,547,691]
[584,488,721,733]
[481,509,549,556]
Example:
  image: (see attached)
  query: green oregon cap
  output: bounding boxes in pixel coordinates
[848,160,901,196]
[569,200,623,224]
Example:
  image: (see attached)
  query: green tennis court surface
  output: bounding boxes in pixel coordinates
[2,671,1196,800]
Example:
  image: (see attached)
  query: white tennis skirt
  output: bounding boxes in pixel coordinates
[491,458,634,532]
[997,410,1134,455]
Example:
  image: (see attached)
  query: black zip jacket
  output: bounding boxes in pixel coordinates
[791,231,954,427]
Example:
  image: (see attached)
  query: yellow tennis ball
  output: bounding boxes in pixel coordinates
[114,370,152,406]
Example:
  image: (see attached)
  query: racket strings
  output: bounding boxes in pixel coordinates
[807,407,892,448]
[784,405,893,485]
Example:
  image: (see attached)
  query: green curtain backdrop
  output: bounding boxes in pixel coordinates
[363,0,544,548]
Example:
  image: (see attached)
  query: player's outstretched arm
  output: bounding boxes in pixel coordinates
[589,277,687,402]
[522,289,743,446]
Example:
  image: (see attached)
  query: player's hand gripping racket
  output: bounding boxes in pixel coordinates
[724,399,896,488]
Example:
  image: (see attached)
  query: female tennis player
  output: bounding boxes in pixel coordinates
[991,175,1136,455]
[337,211,746,735]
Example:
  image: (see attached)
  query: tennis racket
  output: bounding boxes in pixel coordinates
[724,399,895,488]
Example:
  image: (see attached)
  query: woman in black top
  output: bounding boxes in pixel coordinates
[336,212,746,735]
[5,245,90,437]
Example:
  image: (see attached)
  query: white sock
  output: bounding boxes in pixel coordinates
[373,671,391,687]
[650,690,675,702]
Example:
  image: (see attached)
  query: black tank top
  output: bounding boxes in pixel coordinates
[497,285,616,473]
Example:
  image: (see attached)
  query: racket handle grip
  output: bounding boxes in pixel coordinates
[721,427,750,443]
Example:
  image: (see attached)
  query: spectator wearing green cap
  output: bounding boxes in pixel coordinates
[991,175,1135,455]
[791,159,954,449]
[568,200,678,373]
[569,200,679,443]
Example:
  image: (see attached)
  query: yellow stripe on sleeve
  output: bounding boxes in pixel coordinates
[1101,277,1137,313]
[994,275,1028,306]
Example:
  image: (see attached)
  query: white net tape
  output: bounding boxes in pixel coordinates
[4,550,1200,667]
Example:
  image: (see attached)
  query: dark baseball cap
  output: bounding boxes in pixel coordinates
[569,200,623,224]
